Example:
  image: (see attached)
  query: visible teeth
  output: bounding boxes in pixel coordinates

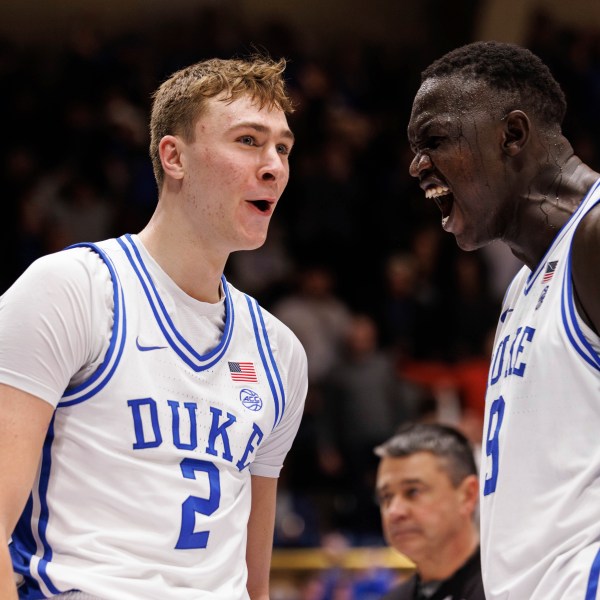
[442,216,449,227]
[425,185,450,199]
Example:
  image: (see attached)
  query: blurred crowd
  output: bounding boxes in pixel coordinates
[3,3,600,573]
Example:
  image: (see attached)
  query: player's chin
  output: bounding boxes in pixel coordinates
[455,236,478,252]
[453,227,488,252]
[239,229,269,251]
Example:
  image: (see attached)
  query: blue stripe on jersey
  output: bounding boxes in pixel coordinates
[117,235,235,371]
[60,243,127,406]
[245,295,284,430]
[255,300,286,425]
[10,498,44,598]
[34,418,62,595]
[586,547,600,600]
[561,249,600,371]
[12,419,63,597]
[525,178,600,296]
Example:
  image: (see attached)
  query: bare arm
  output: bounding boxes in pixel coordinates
[246,475,278,600]
[0,384,55,600]
[572,205,600,335]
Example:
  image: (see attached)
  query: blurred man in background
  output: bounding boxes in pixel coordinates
[374,423,484,600]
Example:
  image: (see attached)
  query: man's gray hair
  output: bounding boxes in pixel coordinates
[374,422,477,487]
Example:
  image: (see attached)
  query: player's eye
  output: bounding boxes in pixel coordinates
[276,143,291,156]
[412,135,444,155]
[239,135,256,146]
[423,136,444,150]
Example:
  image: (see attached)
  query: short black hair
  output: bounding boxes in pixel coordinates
[374,422,477,487]
[421,40,567,127]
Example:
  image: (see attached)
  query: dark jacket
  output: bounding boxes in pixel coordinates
[380,547,485,600]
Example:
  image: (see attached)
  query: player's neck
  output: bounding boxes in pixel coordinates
[507,157,599,271]
[137,220,225,304]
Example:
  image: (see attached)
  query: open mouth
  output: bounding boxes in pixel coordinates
[425,185,454,227]
[248,200,272,213]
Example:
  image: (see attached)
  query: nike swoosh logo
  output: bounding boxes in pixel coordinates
[136,336,167,352]
[500,308,514,323]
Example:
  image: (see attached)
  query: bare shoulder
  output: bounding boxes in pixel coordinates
[572,203,600,334]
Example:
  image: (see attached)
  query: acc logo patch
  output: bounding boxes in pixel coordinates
[240,388,263,412]
[535,285,549,310]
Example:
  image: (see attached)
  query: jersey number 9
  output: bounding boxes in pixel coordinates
[484,396,505,496]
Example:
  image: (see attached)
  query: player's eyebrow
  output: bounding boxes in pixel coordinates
[232,121,295,143]
[408,119,437,148]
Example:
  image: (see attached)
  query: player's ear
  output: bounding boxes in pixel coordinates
[159,135,185,181]
[502,110,530,157]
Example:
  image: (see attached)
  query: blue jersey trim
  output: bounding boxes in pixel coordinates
[117,235,234,371]
[11,419,63,597]
[561,248,600,371]
[60,243,127,406]
[585,547,600,600]
[245,295,284,430]
[10,498,43,598]
[255,301,286,426]
[525,178,600,295]
[34,418,62,595]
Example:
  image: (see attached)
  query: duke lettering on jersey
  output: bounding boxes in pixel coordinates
[488,325,536,386]
[485,324,535,496]
[128,398,264,471]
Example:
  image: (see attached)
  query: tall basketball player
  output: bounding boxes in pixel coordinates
[0,56,307,600]
[408,40,600,599]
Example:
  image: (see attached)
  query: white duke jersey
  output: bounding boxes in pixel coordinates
[481,179,600,599]
[6,235,307,599]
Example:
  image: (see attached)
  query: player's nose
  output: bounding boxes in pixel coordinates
[409,151,432,179]
[258,145,287,183]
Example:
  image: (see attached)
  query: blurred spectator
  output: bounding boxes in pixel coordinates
[319,314,432,537]
[44,175,115,252]
[447,251,499,361]
[374,423,484,600]
[405,224,451,361]
[284,137,363,285]
[273,265,352,387]
[377,253,420,362]
[272,264,352,525]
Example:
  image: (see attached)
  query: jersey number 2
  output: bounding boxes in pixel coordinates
[176,458,221,549]
[484,396,505,496]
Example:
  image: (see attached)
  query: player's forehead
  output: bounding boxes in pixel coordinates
[408,76,497,141]
[408,78,454,141]
[201,93,291,135]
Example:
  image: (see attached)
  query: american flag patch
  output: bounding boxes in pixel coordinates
[542,260,558,283]
[228,361,258,382]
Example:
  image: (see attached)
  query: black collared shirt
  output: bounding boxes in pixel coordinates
[380,547,485,600]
